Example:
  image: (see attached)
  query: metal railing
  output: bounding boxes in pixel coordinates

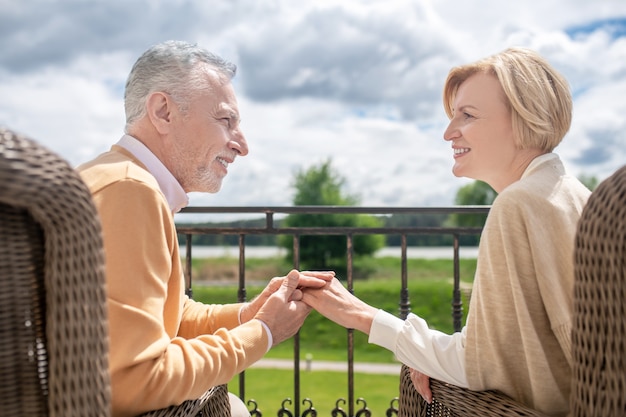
[176,206,490,417]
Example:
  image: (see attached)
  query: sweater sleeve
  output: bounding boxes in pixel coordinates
[92,178,268,417]
[369,310,468,387]
[178,298,244,337]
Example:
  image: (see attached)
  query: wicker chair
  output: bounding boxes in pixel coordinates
[0,128,231,417]
[570,165,626,416]
[398,367,545,416]
[399,166,626,416]
[0,127,111,416]
[139,385,231,417]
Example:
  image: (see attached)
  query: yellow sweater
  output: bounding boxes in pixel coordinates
[465,154,590,416]
[78,146,268,417]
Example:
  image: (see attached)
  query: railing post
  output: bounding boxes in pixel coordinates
[452,234,463,332]
[238,234,247,402]
[346,234,355,417]
[184,233,193,299]
[399,234,410,320]
[292,234,301,417]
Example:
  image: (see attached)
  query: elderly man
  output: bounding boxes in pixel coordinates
[78,40,333,417]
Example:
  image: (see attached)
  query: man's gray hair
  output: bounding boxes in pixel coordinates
[124,40,237,132]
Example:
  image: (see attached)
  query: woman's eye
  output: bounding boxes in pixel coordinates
[463,112,474,119]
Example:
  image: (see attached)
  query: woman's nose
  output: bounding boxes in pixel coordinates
[443,120,459,142]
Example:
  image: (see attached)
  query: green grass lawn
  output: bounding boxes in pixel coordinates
[191,255,476,414]
[228,369,401,417]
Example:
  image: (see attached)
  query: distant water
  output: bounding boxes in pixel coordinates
[186,246,479,259]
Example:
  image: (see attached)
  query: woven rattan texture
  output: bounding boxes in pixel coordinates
[0,205,48,415]
[570,165,626,416]
[399,365,545,416]
[0,128,111,416]
[139,385,231,417]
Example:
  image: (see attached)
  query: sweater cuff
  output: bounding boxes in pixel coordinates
[368,309,404,351]
[255,319,273,352]
[237,306,272,353]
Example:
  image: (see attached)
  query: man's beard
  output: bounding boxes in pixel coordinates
[171,151,223,193]
[191,165,223,193]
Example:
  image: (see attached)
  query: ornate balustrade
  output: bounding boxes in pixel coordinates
[176,206,489,417]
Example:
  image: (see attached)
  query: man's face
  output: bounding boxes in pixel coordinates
[166,72,248,193]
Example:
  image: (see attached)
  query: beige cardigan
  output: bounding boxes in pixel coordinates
[78,146,268,417]
[465,154,590,416]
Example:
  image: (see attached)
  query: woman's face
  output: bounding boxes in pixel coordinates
[443,72,519,192]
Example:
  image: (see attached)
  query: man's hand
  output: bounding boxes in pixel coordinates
[240,270,334,323]
[409,368,432,404]
[252,270,313,346]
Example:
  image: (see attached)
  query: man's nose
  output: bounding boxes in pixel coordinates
[231,130,248,156]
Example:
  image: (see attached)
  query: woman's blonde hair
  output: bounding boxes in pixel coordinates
[443,47,572,152]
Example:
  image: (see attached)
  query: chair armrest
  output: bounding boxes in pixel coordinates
[138,384,231,417]
[398,365,546,417]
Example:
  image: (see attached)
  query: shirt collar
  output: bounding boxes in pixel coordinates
[521,153,559,179]
[116,134,189,213]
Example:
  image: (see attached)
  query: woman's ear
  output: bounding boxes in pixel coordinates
[145,92,173,134]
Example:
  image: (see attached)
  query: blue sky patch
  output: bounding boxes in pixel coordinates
[566,17,626,39]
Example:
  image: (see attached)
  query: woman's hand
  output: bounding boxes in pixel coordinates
[409,368,432,404]
[300,277,378,334]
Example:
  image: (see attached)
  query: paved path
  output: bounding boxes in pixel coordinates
[251,358,401,375]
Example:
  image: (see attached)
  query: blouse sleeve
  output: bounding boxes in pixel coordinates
[369,309,468,387]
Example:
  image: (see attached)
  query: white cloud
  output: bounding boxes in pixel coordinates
[0,54,127,165]
[1,0,625,218]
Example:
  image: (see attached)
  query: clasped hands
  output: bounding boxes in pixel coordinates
[241,272,432,404]
[241,270,377,338]
[239,269,335,347]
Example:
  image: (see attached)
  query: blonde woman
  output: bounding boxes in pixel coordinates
[302,48,590,416]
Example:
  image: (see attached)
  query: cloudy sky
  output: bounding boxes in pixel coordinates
[1,0,625,218]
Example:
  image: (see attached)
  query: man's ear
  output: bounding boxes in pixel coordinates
[145,92,173,134]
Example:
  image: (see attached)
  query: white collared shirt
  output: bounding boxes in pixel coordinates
[116,135,189,213]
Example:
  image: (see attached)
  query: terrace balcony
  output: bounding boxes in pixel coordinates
[175,205,489,417]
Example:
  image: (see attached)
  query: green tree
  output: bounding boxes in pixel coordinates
[279,159,385,274]
[446,180,496,245]
[578,174,599,191]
